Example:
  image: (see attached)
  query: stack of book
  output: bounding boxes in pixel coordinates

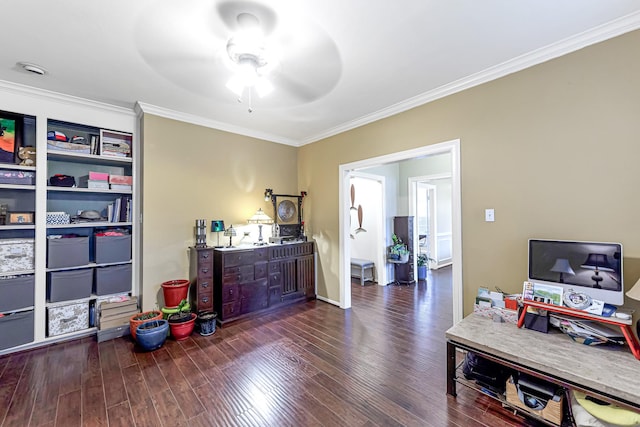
[107,195,132,223]
[78,171,109,189]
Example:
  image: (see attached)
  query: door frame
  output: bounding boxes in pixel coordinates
[349,172,387,288]
[408,173,451,270]
[338,139,463,324]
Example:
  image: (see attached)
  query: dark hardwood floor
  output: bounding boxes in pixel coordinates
[0,267,539,426]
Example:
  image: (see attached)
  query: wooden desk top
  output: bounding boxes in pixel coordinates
[446,314,640,408]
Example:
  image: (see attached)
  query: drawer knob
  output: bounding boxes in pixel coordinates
[202,297,209,303]
[202,268,209,273]
[202,253,209,258]
[229,289,234,294]
[201,282,209,288]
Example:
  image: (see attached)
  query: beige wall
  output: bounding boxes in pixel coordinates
[139,30,640,318]
[299,30,640,316]
[140,115,298,310]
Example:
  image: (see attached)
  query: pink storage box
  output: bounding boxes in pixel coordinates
[89,171,109,181]
[109,175,133,185]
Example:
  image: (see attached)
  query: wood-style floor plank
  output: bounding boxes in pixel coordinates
[0,267,545,427]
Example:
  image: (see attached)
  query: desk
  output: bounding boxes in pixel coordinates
[446,314,640,411]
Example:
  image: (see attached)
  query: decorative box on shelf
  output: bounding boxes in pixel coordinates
[46,211,70,225]
[0,169,35,185]
[0,239,35,273]
[47,301,90,337]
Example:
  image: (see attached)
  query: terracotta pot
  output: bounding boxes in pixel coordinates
[168,313,197,341]
[129,310,163,339]
[161,279,190,307]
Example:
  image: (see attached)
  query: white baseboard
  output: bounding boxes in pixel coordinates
[316,295,341,307]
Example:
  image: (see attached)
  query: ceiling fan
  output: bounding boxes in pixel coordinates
[135,1,342,110]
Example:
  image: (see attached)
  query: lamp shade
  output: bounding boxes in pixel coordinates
[580,253,615,272]
[247,208,273,225]
[223,225,237,237]
[550,258,575,275]
[211,220,225,232]
[627,278,640,302]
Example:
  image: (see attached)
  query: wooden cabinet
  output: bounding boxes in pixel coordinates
[189,247,214,314]
[214,242,315,325]
[393,216,415,285]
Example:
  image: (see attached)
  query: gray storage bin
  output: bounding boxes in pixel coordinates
[95,235,131,264]
[47,237,89,268]
[47,268,93,302]
[94,264,132,296]
[0,275,35,312]
[0,310,34,350]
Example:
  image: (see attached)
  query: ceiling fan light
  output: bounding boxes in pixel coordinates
[255,77,274,98]
[226,75,246,96]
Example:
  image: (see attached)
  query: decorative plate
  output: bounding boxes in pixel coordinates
[277,200,296,222]
[563,290,592,310]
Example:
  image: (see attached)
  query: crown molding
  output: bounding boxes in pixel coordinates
[300,11,640,146]
[135,102,300,147]
[0,79,136,116]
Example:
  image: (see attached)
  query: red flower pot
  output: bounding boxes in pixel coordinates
[168,313,197,341]
[161,279,190,307]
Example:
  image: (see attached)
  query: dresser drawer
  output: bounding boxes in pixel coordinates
[223,250,255,267]
[198,249,213,264]
[255,261,267,279]
[254,247,268,262]
[197,294,213,311]
[269,272,282,287]
[268,261,281,274]
[223,265,254,284]
[222,301,240,319]
[197,263,213,278]
[222,284,239,302]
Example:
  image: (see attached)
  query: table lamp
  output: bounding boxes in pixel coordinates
[550,258,575,283]
[247,208,273,245]
[223,225,236,247]
[211,220,225,248]
[580,253,614,288]
[626,278,640,338]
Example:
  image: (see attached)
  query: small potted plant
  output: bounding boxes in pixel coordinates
[388,234,410,263]
[167,299,197,341]
[416,253,435,280]
[129,310,163,340]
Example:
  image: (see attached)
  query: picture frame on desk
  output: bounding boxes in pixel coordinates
[532,283,563,305]
[99,129,132,158]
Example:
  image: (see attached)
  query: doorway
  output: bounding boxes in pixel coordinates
[338,139,463,323]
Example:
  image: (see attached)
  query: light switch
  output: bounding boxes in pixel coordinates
[485,209,495,222]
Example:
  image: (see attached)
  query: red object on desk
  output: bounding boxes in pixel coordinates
[517,299,640,360]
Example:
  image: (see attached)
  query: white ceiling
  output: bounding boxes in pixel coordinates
[2,1,640,146]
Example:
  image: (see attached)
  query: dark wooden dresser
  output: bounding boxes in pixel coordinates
[214,242,315,325]
[189,246,214,314]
